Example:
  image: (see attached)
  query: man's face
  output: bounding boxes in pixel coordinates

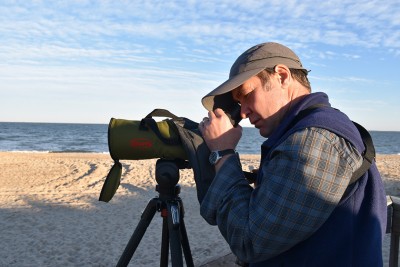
[232,74,289,137]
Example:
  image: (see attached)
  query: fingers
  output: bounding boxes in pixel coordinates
[208,108,225,120]
[208,110,216,120]
[199,108,229,130]
[199,117,209,132]
[202,117,210,126]
[213,108,225,117]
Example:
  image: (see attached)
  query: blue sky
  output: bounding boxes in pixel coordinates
[1,0,399,131]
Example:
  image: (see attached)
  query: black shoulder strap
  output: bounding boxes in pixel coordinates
[350,121,375,184]
[289,104,375,185]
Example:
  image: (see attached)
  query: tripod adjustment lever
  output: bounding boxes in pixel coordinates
[170,204,180,228]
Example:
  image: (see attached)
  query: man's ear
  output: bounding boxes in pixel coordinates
[274,64,291,89]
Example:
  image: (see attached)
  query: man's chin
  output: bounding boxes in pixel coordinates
[258,126,272,138]
[252,121,270,137]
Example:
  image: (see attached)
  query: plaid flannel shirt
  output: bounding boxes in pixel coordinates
[200,127,363,262]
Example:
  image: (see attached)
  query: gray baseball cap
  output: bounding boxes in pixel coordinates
[201,42,308,111]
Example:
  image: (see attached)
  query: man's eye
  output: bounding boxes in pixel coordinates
[243,90,253,100]
[235,87,254,104]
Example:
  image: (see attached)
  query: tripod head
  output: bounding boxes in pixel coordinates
[155,159,190,199]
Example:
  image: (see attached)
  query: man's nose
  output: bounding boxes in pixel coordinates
[240,105,249,119]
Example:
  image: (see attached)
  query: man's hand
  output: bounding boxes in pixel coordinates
[199,108,242,151]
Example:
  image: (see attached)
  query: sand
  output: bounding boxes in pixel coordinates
[0,152,399,266]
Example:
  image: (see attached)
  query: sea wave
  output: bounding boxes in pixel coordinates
[5,150,51,154]
[2,150,110,154]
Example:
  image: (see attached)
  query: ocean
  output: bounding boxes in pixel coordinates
[0,122,399,155]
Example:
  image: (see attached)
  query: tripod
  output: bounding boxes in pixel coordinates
[116,159,194,267]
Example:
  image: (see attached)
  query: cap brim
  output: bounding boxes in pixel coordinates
[202,67,264,111]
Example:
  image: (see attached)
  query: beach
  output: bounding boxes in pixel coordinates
[0,152,399,266]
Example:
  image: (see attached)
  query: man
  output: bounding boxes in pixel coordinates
[198,42,387,266]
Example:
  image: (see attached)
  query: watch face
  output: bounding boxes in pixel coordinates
[209,151,219,164]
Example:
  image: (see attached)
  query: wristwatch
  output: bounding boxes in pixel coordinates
[209,149,237,165]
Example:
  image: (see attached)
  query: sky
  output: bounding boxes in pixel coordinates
[0,0,399,131]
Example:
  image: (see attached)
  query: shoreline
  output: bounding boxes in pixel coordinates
[0,152,399,266]
[0,150,400,157]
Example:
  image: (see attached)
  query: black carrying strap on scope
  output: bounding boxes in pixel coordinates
[139,109,183,146]
[288,104,376,185]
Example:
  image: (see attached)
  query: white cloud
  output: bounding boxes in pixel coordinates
[2,0,400,53]
[0,0,399,129]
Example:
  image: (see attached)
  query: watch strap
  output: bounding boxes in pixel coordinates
[209,149,237,165]
[218,149,236,157]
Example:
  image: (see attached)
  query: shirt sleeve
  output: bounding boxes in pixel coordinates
[200,127,363,262]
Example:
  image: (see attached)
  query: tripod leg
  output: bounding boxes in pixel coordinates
[179,218,194,267]
[116,198,159,267]
[160,213,169,267]
[167,201,184,267]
